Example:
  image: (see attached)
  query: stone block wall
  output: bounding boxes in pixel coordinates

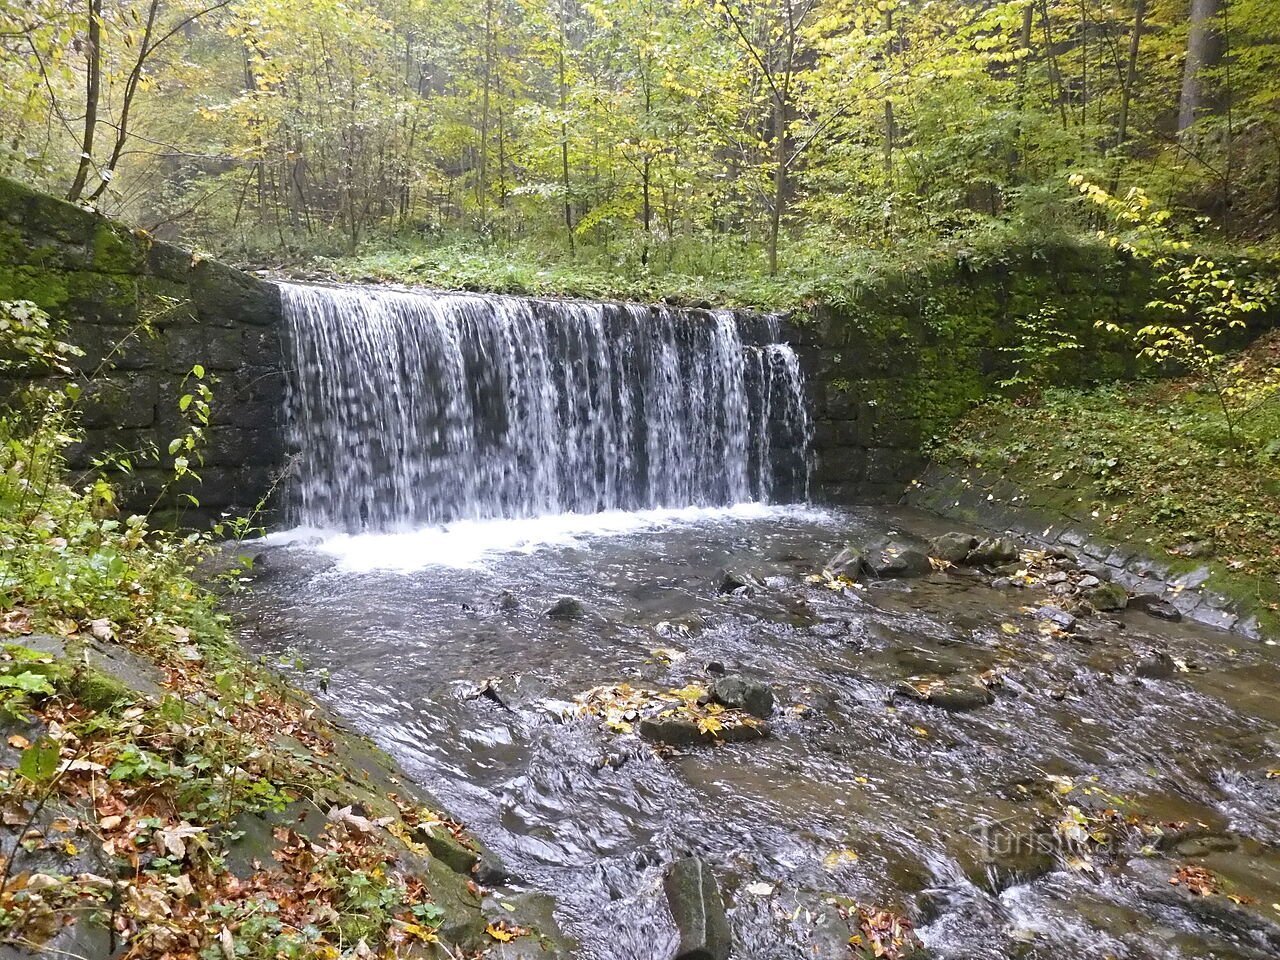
[790,242,1160,502]
[0,176,285,526]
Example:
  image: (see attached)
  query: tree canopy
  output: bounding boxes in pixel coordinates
[2,0,1277,273]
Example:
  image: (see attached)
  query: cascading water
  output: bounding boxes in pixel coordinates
[278,282,812,531]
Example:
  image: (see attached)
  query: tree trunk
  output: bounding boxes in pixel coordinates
[1178,0,1223,134]
[1116,0,1147,149]
[767,94,785,276]
[557,0,574,258]
[66,0,102,202]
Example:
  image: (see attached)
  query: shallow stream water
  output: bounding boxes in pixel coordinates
[237,505,1280,960]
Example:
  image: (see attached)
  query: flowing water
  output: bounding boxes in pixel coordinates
[278,283,810,530]
[245,284,1280,959]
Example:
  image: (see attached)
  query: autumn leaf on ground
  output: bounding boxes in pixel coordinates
[0,608,32,635]
[485,921,528,942]
[1170,865,1218,896]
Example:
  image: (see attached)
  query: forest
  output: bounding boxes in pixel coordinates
[2,3,1280,960]
[2,0,1277,290]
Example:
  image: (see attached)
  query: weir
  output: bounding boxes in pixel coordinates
[279,283,813,531]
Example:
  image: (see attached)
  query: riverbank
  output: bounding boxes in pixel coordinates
[0,346,566,957]
[914,330,1280,638]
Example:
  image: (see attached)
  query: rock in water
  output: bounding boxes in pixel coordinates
[545,597,585,620]
[824,545,865,579]
[1129,593,1182,622]
[710,675,775,718]
[928,532,978,565]
[1135,651,1177,679]
[663,858,732,960]
[864,542,932,579]
[964,537,1021,566]
[716,570,760,596]
[1086,582,1128,612]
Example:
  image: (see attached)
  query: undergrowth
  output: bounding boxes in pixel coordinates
[941,330,1280,622]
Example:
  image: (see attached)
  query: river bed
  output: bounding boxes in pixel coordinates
[235,504,1280,960]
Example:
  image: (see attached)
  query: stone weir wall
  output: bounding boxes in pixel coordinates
[0,176,285,526]
[791,242,1172,502]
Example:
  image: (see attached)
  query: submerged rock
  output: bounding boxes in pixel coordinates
[545,596,586,620]
[1129,593,1182,622]
[894,678,994,712]
[710,675,775,719]
[964,536,1021,566]
[663,857,732,960]
[638,715,768,745]
[1034,605,1077,631]
[928,532,978,565]
[1134,651,1177,679]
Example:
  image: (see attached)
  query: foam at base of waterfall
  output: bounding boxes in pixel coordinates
[267,503,837,573]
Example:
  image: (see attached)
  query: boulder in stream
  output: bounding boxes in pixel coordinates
[894,678,994,712]
[928,532,978,565]
[663,857,732,960]
[864,542,932,579]
[545,596,586,620]
[1129,593,1182,622]
[709,675,775,718]
[964,536,1021,566]
[824,545,866,579]
[717,569,761,596]
[1085,582,1128,612]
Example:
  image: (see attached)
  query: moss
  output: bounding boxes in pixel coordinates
[67,665,138,711]
[0,264,72,307]
[91,220,145,273]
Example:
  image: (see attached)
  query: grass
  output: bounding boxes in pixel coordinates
[939,330,1280,629]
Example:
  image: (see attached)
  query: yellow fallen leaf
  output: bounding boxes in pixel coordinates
[486,923,516,943]
[823,849,859,869]
[1000,623,1020,635]
[913,726,929,737]
[7,734,30,749]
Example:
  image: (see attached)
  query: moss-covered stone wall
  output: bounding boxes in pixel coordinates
[792,242,1162,501]
[0,176,284,525]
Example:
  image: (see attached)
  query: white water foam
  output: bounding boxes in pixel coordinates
[268,502,838,573]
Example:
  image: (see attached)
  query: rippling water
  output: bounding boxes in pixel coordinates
[237,506,1280,959]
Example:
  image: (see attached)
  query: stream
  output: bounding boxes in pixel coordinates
[236,504,1280,960]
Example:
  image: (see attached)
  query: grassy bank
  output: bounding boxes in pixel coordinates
[0,301,554,958]
[278,219,1087,310]
[938,330,1280,631]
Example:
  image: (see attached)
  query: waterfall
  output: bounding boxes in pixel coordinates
[278,283,812,531]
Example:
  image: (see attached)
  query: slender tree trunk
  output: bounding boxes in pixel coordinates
[557,0,574,258]
[66,0,102,202]
[1116,0,1147,149]
[767,94,785,276]
[1178,0,1223,134]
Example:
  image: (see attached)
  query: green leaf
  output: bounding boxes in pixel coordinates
[18,737,60,784]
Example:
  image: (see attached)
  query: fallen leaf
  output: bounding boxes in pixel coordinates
[745,881,775,896]
[8,734,30,749]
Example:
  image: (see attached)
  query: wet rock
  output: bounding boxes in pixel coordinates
[717,569,761,596]
[545,596,585,620]
[412,824,479,875]
[1045,571,1069,585]
[825,545,866,579]
[1129,593,1182,622]
[964,537,1021,566]
[705,660,726,675]
[1085,583,1128,612]
[497,590,520,611]
[710,675,775,718]
[1034,605,1077,631]
[663,857,732,960]
[1076,574,1101,590]
[638,715,768,746]
[928,532,978,565]
[1134,651,1177,679]
[864,542,932,579]
[991,577,1017,589]
[894,679,994,712]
